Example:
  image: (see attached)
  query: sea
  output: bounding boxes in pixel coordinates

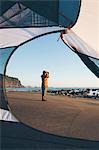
[5,87,99,92]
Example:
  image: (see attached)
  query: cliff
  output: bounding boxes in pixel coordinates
[0,74,24,88]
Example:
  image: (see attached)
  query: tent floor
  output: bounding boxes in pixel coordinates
[1,120,99,149]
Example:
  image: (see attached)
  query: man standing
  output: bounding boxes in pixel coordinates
[41,70,49,101]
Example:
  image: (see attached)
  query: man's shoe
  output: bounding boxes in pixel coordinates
[42,98,47,101]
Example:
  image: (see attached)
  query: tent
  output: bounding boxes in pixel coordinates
[0,0,99,149]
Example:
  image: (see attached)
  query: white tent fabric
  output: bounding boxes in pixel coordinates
[62,29,99,59]
[0,27,64,48]
[0,108,18,122]
[60,0,99,78]
[73,0,99,55]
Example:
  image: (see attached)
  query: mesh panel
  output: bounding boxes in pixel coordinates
[0,2,58,28]
[0,47,15,74]
[0,47,15,110]
[0,0,81,28]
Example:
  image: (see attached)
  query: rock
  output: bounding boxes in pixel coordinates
[0,74,24,88]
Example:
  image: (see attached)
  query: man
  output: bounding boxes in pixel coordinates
[41,70,49,101]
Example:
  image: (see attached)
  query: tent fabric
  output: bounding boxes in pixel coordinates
[0,74,9,110]
[0,27,65,48]
[61,29,99,78]
[62,29,99,60]
[0,0,99,149]
[0,47,15,73]
[0,0,81,28]
[0,108,18,122]
[78,53,99,78]
[60,0,99,77]
[1,121,99,149]
[72,0,99,77]
[0,0,80,49]
[0,3,58,28]
[0,89,9,110]
[0,48,15,110]
[73,0,99,53]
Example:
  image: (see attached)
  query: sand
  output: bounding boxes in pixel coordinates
[6,91,99,141]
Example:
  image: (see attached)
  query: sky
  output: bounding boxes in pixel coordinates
[6,33,99,88]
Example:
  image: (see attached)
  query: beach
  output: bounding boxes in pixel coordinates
[6,91,99,141]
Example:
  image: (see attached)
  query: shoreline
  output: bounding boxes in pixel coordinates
[6,90,99,100]
[5,87,99,99]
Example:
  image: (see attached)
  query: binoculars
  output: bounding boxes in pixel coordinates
[43,71,49,78]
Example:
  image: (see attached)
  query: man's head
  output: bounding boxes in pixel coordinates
[43,70,46,75]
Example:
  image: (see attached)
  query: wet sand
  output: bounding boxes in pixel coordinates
[6,91,99,141]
